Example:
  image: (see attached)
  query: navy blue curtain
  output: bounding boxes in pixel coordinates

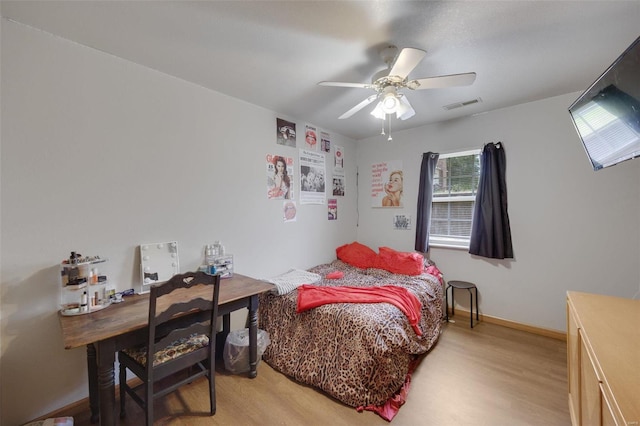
[415,152,439,253]
[469,142,513,259]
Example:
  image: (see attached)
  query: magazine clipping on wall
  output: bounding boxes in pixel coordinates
[371,160,403,208]
[276,118,296,147]
[328,199,338,220]
[333,145,345,196]
[299,149,326,205]
[267,154,294,200]
[334,145,344,170]
[332,176,345,196]
[321,131,331,153]
[283,200,297,223]
[393,214,412,230]
[305,124,318,151]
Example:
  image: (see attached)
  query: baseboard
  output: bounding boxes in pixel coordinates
[27,378,144,423]
[32,397,90,421]
[446,308,567,341]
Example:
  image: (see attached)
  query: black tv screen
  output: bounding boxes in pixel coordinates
[569,35,640,171]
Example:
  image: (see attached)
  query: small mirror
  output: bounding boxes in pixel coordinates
[139,241,179,293]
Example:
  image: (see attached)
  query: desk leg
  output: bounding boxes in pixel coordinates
[248,294,259,379]
[86,344,100,424]
[223,313,231,335]
[96,341,116,426]
[216,313,231,358]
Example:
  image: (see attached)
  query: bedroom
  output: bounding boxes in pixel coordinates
[1,2,639,425]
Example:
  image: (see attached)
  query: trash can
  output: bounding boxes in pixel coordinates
[223,328,270,374]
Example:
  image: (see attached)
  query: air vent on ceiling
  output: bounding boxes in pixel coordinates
[442,97,482,111]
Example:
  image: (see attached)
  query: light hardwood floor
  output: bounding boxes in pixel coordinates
[57,320,571,425]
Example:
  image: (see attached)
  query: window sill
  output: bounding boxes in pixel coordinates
[429,238,470,250]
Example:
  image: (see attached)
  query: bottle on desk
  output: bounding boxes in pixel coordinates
[80,291,88,312]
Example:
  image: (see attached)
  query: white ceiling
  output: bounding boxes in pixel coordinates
[2,1,639,140]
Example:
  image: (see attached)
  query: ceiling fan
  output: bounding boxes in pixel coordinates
[318,45,477,122]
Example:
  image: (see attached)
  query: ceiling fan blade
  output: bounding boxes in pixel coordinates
[388,48,427,80]
[407,72,477,90]
[318,81,372,89]
[396,95,416,120]
[339,95,378,119]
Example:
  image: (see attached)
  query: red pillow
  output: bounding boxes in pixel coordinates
[336,242,378,269]
[377,247,424,276]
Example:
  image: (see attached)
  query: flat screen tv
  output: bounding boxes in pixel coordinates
[569,35,640,171]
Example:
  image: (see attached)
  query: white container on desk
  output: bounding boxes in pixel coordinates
[60,258,113,315]
[213,255,234,279]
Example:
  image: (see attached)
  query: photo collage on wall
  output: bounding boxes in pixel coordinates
[270,117,345,222]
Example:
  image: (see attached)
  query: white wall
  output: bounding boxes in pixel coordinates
[3,15,640,426]
[0,20,357,425]
[356,93,640,332]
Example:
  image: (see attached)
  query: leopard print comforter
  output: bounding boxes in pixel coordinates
[259,260,443,408]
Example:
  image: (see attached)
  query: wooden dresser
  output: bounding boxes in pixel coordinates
[567,291,640,426]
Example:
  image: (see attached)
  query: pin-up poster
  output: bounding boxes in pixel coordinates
[299,149,326,205]
[371,161,403,208]
[267,154,294,200]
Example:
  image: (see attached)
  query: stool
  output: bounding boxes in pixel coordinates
[446,280,479,328]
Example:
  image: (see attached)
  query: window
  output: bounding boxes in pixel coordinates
[430,149,481,248]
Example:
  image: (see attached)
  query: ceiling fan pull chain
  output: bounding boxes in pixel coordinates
[387,115,393,141]
[381,118,385,135]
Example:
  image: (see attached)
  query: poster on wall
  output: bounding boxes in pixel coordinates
[321,131,331,153]
[334,146,344,171]
[299,149,326,205]
[333,145,345,196]
[393,214,412,230]
[371,160,403,208]
[283,201,297,222]
[305,124,318,151]
[266,154,294,200]
[332,177,345,196]
[328,199,338,220]
[276,118,296,147]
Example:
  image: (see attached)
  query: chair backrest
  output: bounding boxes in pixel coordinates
[146,271,220,371]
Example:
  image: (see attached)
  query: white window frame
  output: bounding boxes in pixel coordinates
[430,149,481,249]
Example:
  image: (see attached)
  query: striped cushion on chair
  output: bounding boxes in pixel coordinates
[123,334,210,367]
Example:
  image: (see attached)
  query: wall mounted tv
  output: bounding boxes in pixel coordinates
[569,35,640,171]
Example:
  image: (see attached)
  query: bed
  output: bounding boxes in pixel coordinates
[258,243,444,420]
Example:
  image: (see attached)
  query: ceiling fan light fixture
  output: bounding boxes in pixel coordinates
[370,102,386,120]
[395,98,410,117]
[396,95,416,120]
[380,87,400,113]
[381,94,399,113]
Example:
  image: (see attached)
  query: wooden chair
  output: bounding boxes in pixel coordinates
[118,271,220,425]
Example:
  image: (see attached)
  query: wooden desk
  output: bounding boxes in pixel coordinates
[58,273,273,426]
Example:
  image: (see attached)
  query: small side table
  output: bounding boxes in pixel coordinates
[446,280,479,328]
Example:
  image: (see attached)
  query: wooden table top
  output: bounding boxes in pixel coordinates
[567,291,640,423]
[58,273,273,349]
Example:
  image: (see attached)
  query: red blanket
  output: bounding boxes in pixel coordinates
[296,284,422,336]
